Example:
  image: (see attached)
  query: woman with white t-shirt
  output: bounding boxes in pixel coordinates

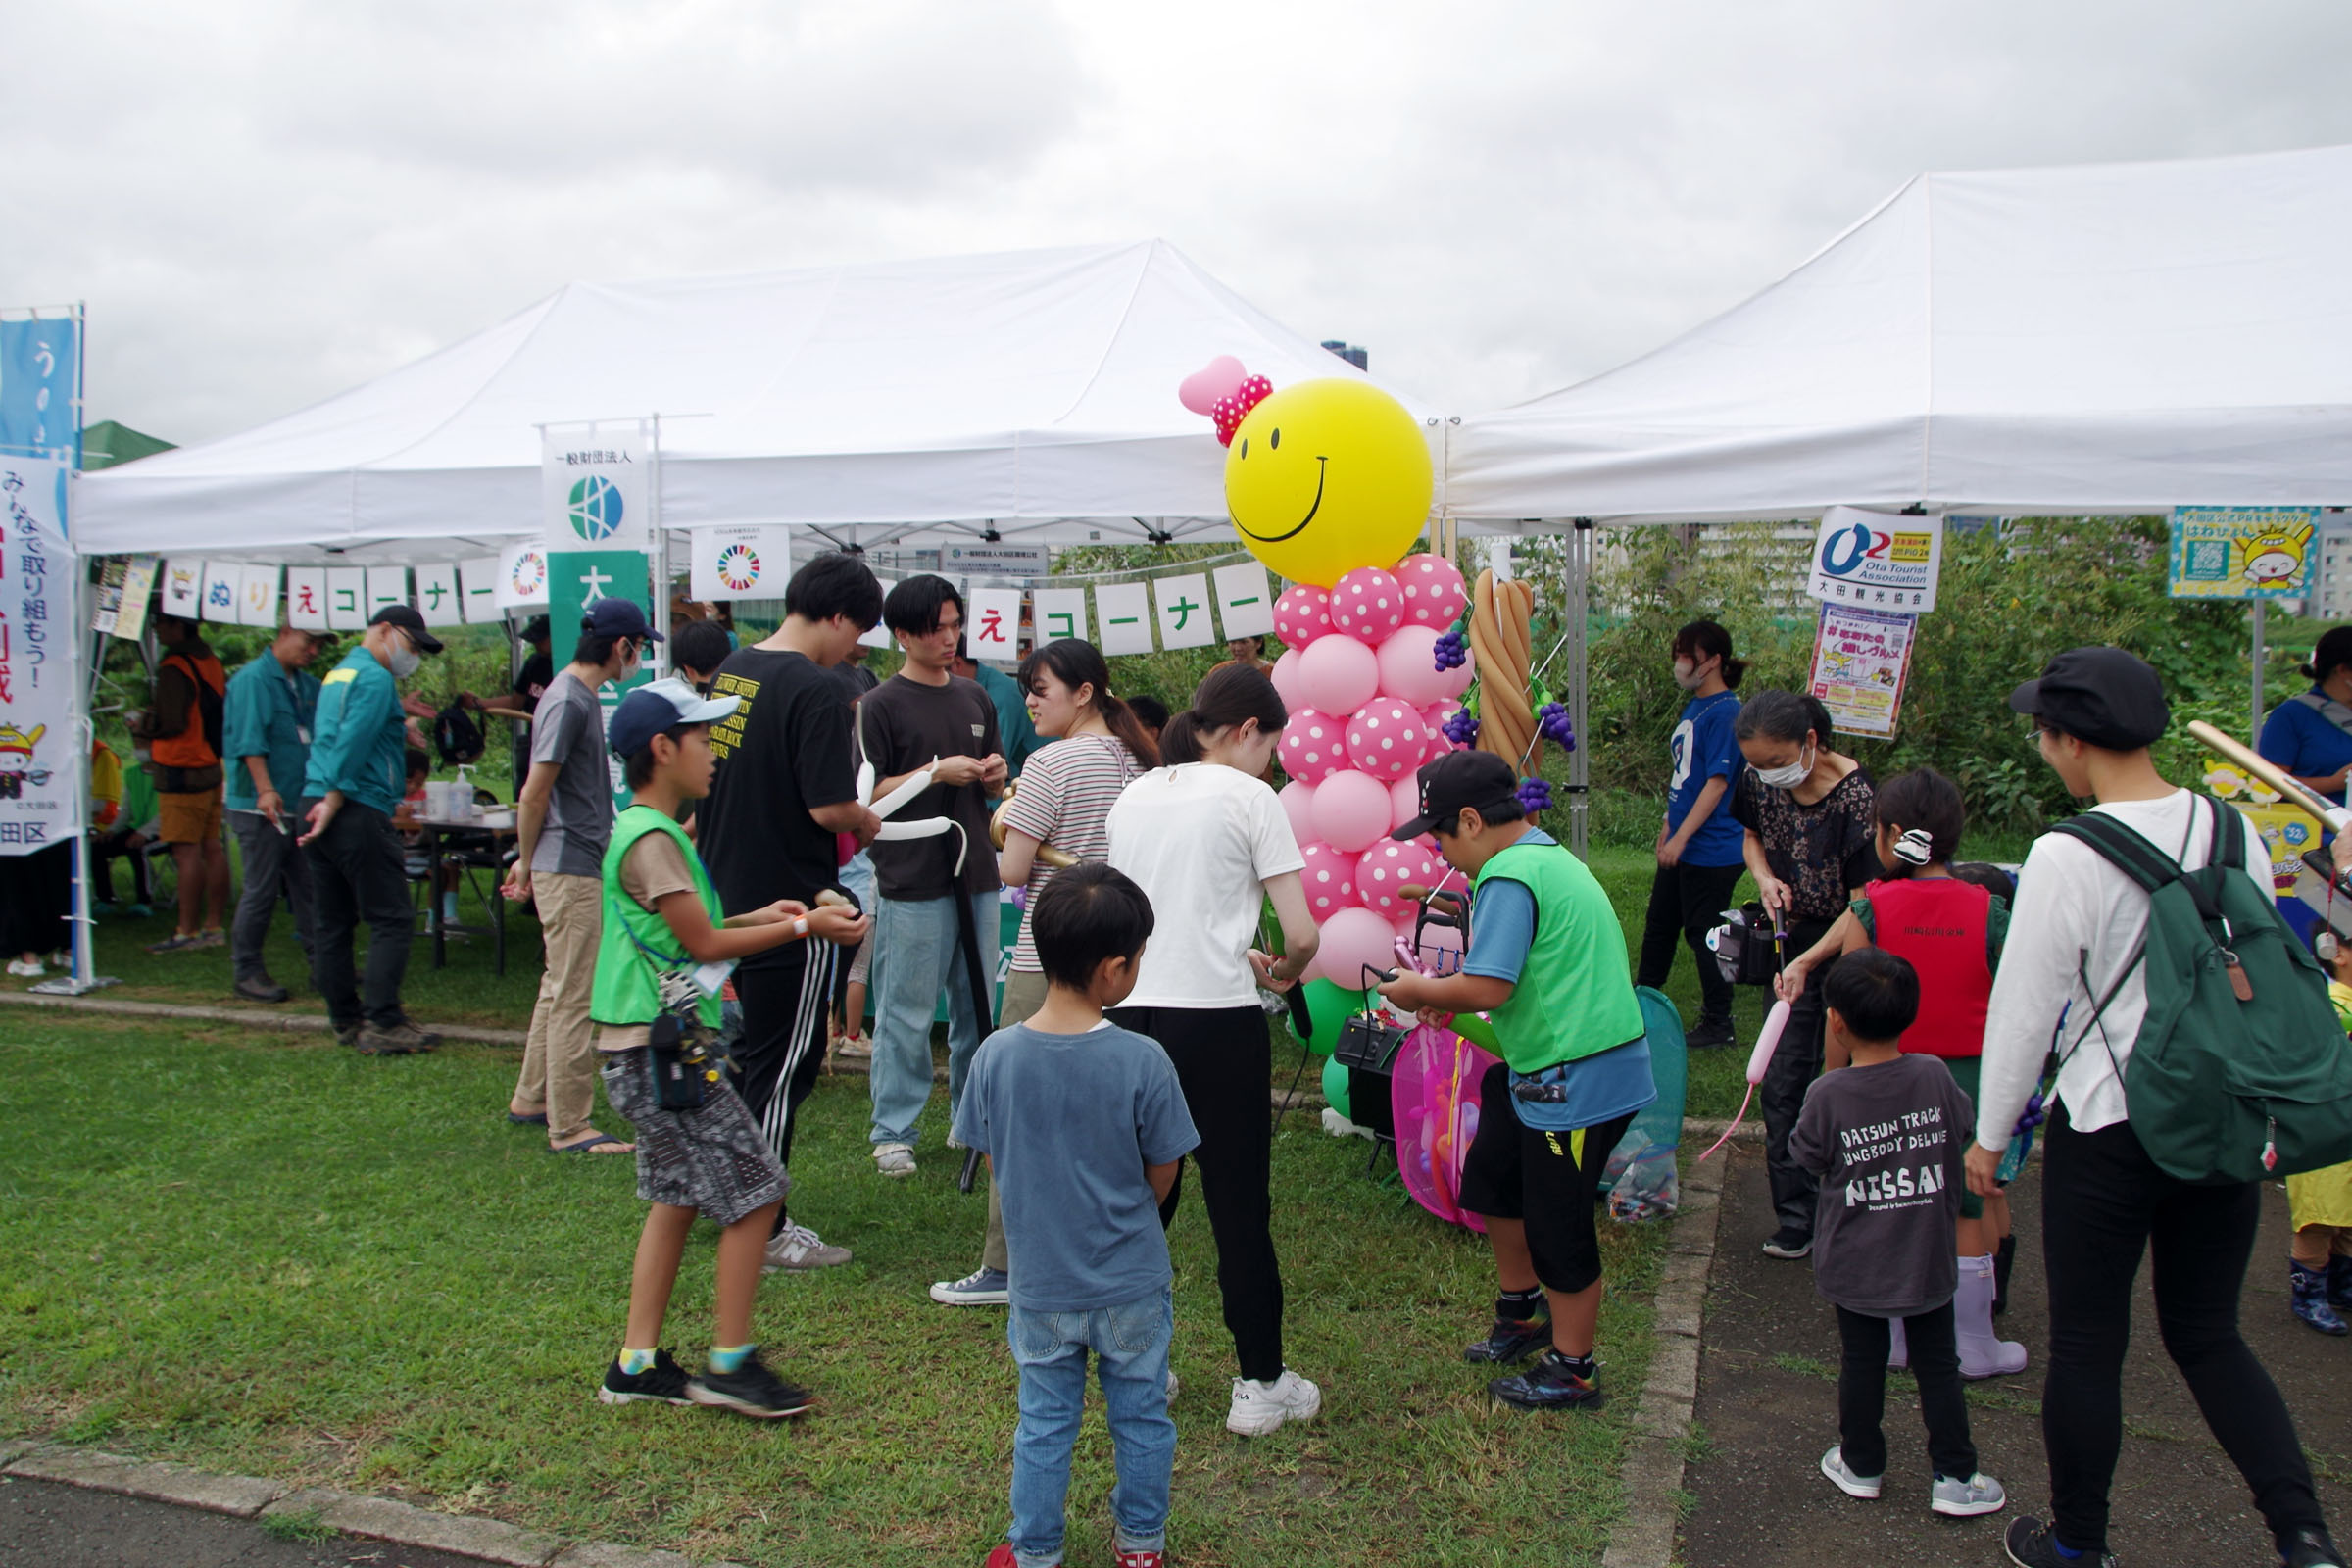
[930,638,1160,1308]
[1106,663,1324,1437]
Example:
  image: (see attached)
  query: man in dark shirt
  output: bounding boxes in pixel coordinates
[861,576,1006,1179]
[699,554,884,1271]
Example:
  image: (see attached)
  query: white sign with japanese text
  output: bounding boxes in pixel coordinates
[236,564,280,626]
[689,525,792,602]
[458,558,503,623]
[198,561,240,623]
[496,540,552,611]
[285,568,329,632]
[1212,562,1277,640]
[966,588,1023,662]
[325,567,368,631]
[1030,588,1087,647]
[0,457,79,855]
[159,559,202,618]
[1095,582,1154,656]
[1805,506,1943,613]
[415,564,464,627]
[543,419,651,555]
[1152,573,1215,651]
[365,567,409,621]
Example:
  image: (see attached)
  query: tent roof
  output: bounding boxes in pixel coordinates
[79,418,174,471]
[74,240,1435,560]
[1446,142,2352,523]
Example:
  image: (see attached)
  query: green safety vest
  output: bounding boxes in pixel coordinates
[1472,834,1645,1074]
[590,805,725,1031]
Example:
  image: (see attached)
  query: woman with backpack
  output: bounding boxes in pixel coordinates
[1969,647,2343,1568]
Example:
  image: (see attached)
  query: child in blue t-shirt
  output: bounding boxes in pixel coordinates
[1635,620,1748,1047]
[952,862,1200,1568]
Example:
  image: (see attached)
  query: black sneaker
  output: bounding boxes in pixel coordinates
[1761,1228,1813,1259]
[2284,1526,2348,1568]
[1463,1315,1552,1365]
[598,1349,693,1406]
[1489,1350,1606,1412]
[1685,1017,1738,1049]
[2004,1517,2117,1568]
[332,1022,362,1049]
[688,1350,813,1420]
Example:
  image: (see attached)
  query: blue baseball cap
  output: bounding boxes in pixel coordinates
[583,596,663,643]
[608,677,738,757]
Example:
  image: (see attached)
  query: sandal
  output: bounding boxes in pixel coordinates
[550,1133,633,1154]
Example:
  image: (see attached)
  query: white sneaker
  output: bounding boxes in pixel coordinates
[1226,1368,1320,1436]
[1930,1471,2006,1517]
[873,1142,917,1178]
[1166,1368,1180,1400]
[763,1221,853,1272]
[1820,1445,1883,1500]
[6,957,42,978]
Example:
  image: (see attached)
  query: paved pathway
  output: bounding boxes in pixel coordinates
[0,1474,490,1568]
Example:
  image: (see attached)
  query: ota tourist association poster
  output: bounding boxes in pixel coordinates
[1807,602,1916,739]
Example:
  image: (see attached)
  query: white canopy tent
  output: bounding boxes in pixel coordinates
[74,239,1439,562]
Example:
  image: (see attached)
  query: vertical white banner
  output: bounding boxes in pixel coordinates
[1030,588,1087,646]
[1152,573,1215,651]
[236,564,280,626]
[159,559,202,618]
[543,419,651,555]
[1212,562,1277,640]
[496,541,551,611]
[415,564,464,627]
[458,557,503,623]
[325,567,368,631]
[199,561,240,622]
[1094,583,1154,656]
[0,457,79,854]
[689,525,792,601]
[860,580,897,648]
[966,588,1023,662]
[284,568,328,632]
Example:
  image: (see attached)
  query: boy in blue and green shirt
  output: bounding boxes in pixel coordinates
[1379,751,1654,1412]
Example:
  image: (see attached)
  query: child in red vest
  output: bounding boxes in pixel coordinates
[1779,768,2026,1378]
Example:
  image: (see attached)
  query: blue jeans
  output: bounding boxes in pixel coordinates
[867,889,999,1146]
[1005,1287,1175,1566]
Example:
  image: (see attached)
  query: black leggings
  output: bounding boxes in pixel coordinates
[1108,1003,1285,1383]
[732,943,839,1231]
[1634,859,1744,1023]
[1760,917,1833,1237]
[1836,1301,1974,1481]
[2040,1108,2327,1554]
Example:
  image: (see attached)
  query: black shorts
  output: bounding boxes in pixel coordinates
[1456,1060,1636,1295]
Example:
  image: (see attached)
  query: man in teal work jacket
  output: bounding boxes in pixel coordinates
[299,604,443,1055]
[223,622,329,1004]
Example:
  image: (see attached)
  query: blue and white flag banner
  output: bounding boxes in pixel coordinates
[0,314,79,462]
[0,456,80,854]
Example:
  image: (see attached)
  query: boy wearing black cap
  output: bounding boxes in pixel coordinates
[1377,751,1653,1411]
[592,678,868,1419]
[1970,647,2343,1568]
[299,604,443,1055]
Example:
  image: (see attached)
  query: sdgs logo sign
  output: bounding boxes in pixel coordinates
[1804,505,1944,613]
[541,419,650,554]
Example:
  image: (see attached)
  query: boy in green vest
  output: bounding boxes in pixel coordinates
[592,679,869,1419]
[1379,751,1654,1412]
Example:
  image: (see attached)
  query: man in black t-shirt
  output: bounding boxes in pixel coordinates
[700,554,884,1272]
[859,576,1006,1180]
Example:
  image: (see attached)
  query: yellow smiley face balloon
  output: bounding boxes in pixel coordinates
[1223,378,1433,588]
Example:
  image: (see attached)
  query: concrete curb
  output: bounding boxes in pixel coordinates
[0,1443,730,1566]
[0,989,526,1046]
[1600,1148,1729,1568]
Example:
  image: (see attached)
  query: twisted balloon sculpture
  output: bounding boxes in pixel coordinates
[1470,568,1536,770]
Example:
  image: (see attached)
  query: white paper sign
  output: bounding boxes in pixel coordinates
[458,558,503,623]
[0,456,82,855]
[496,541,552,611]
[1094,583,1154,656]
[1212,562,1277,640]
[159,559,202,619]
[236,564,280,626]
[1152,573,1215,651]
[966,588,1023,662]
[1805,506,1943,613]
[543,419,651,555]
[689,525,791,601]
[364,567,409,621]
[325,567,368,631]
[860,579,897,648]
[285,568,328,632]
[199,561,240,623]
[1030,588,1087,647]
[415,564,464,627]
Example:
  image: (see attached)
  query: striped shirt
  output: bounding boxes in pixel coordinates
[1002,733,1145,973]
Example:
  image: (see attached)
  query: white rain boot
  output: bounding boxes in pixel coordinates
[1887,1316,1908,1371]
[1955,1253,2028,1378]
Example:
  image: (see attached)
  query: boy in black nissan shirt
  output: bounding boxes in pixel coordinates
[698,554,884,1273]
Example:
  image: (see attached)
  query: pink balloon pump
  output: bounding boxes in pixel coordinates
[1698,998,1791,1161]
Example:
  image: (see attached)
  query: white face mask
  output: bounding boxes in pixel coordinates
[618,643,643,683]
[1672,658,1703,690]
[384,640,421,680]
[1753,741,1814,791]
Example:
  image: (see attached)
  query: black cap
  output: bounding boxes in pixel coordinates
[1393,751,1521,840]
[582,596,662,643]
[518,613,550,644]
[368,602,445,656]
[2008,647,2168,750]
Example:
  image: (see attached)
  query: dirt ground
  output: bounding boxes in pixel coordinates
[1681,1143,2352,1568]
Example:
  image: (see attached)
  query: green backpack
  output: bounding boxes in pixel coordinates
[2054,796,2352,1184]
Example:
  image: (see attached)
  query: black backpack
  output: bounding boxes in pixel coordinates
[434,702,486,768]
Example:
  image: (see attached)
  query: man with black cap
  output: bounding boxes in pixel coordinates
[504,597,659,1153]
[299,604,444,1056]
[1968,647,2343,1568]
[1376,751,1652,1413]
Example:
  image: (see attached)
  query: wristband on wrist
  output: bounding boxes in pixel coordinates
[791,916,809,939]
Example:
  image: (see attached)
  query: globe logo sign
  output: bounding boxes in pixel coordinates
[566,474,625,542]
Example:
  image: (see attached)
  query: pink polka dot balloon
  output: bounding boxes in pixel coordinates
[1310,769,1394,854]
[1277,709,1345,785]
[1356,838,1438,920]
[1328,566,1405,647]
[1269,647,1307,711]
[1344,697,1431,781]
[1273,584,1333,647]
[1375,624,1451,707]
[1396,553,1469,628]
[1298,841,1359,918]
[1278,778,1317,846]
[1390,773,1423,832]
[1422,699,1465,759]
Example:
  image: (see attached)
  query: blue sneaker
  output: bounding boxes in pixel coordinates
[928,1266,1008,1306]
[2292,1260,2347,1336]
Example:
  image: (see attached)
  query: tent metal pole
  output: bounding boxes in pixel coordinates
[1568,517,1592,859]
[2251,599,2266,743]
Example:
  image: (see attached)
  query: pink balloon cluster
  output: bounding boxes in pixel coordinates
[1273,553,1474,986]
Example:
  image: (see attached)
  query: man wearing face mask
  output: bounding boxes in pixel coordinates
[300,604,445,1055]
[503,597,659,1152]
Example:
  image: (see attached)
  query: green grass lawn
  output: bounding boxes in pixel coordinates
[0,1013,1670,1566]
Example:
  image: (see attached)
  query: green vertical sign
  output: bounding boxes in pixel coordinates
[548,550,655,808]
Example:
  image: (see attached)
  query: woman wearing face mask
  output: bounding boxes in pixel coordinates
[930,638,1160,1308]
[1636,621,1749,1048]
[1106,664,1324,1436]
[1731,690,1876,1261]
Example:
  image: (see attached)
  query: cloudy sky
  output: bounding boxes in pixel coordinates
[9,1,2352,447]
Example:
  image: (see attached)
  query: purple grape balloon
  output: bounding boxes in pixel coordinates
[1442,709,1480,747]
[1537,701,1577,752]
[1431,628,1468,672]
[1517,778,1553,814]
